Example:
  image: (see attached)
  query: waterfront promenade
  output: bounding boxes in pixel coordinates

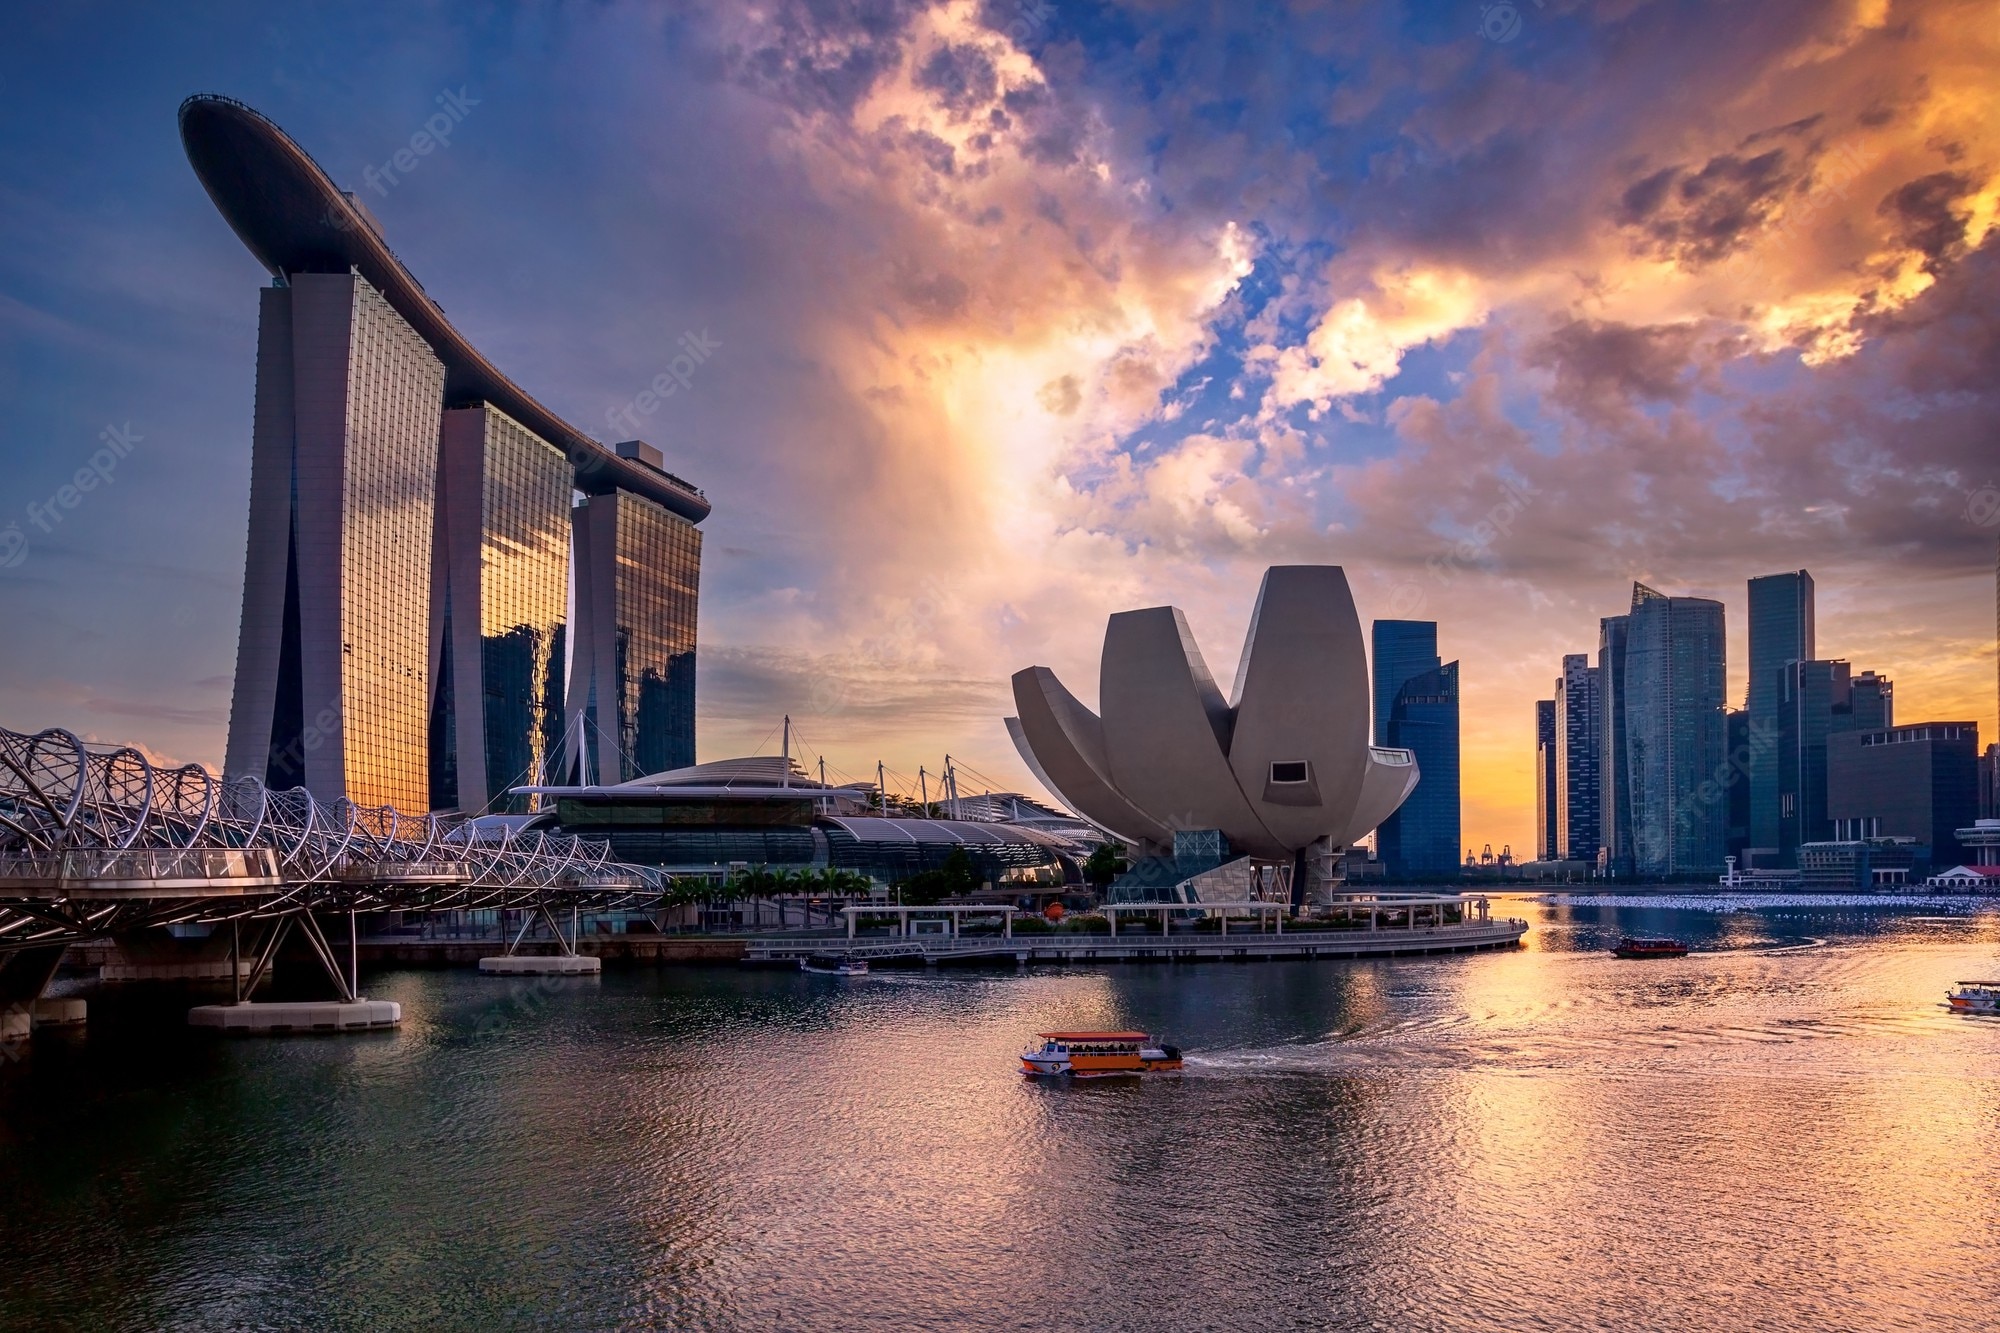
[59,913,1527,975]
[743,917,1527,965]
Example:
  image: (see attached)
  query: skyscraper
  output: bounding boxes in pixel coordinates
[1371,621,1439,748]
[433,405,572,814]
[1597,614,1632,875]
[1725,708,1750,865]
[185,96,710,813]
[569,469,703,783]
[223,271,446,810]
[1535,698,1558,861]
[1377,660,1460,877]
[1776,660,1893,863]
[1555,653,1601,862]
[1623,582,1727,877]
[1746,570,1814,865]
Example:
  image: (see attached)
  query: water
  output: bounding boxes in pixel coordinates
[5,898,2000,1330]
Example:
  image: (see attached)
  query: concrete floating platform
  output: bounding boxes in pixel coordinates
[101,959,262,983]
[32,998,86,1027]
[188,999,401,1033]
[478,954,602,976]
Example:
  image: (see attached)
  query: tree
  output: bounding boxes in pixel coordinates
[896,847,981,906]
[1084,843,1127,891]
[725,865,785,926]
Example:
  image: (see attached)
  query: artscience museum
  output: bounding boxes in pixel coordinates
[1006,565,1420,902]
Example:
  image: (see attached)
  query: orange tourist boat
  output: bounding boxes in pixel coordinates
[1020,1031,1183,1078]
[1611,936,1690,959]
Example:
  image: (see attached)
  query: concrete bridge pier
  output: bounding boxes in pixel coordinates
[478,902,601,976]
[98,930,263,987]
[0,945,77,1043]
[187,912,401,1035]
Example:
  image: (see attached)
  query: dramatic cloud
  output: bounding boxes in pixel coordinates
[1,0,1995,851]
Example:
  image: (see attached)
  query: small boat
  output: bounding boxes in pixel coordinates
[1611,936,1689,959]
[1945,982,2000,1015]
[1020,1031,1182,1078]
[800,953,868,976]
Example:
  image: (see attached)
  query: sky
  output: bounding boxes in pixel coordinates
[0,0,1996,857]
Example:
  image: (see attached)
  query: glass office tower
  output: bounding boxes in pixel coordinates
[1746,570,1814,863]
[225,271,446,811]
[1377,661,1461,877]
[1776,660,1894,864]
[1372,621,1439,747]
[570,487,703,783]
[1555,653,1601,862]
[1371,621,1458,877]
[1623,583,1727,877]
[1535,698,1558,861]
[432,405,572,814]
[1597,614,1632,875]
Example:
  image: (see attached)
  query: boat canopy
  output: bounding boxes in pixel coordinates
[1038,1031,1149,1041]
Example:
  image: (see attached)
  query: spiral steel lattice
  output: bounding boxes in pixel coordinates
[0,724,670,950]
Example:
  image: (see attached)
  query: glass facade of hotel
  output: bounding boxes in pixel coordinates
[335,277,447,811]
[432,404,572,813]
[477,411,571,810]
[226,271,445,813]
[571,490,702,784]
[613,493,701,779]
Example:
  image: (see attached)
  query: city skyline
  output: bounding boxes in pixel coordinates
[2,3,1998,856]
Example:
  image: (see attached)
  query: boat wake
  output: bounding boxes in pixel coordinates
[1179,1005,1966,1079]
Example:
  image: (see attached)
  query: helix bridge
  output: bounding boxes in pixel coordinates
[0,723,673,1001]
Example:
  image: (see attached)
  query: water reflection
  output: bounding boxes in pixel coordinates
[4,899,2000,1329]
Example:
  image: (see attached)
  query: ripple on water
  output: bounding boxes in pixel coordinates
[5,907,2000,1330]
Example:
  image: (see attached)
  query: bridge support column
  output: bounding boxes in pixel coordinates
[97,931,263,986]
[188,909,402,1035]
[477,899,601,975]
[0,945,70,1043]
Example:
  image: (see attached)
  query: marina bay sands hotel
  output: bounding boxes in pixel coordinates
[181,95,706,815]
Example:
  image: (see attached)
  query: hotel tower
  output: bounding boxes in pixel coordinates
[181,95,709,813]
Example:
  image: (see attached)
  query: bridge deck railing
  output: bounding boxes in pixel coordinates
[0,847,282,888]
